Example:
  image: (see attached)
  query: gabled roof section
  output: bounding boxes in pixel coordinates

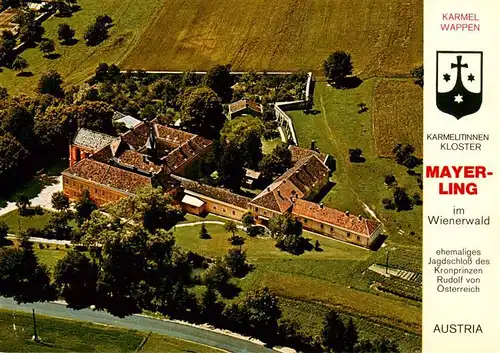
[291,199,381,237]
[250,154,329,212]
[73,128,117,151]
[228,99,263,115]
[63,159,153,194]
[289,145,328,165]
[174,175,251,209]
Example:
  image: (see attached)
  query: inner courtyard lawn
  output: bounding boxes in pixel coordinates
[0,210,52,235]
[287,79,423,246]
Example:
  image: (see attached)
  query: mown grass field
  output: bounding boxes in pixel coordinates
[373,79,423,157]
[0,209,52,234]
[121,0,422,76]
[173,222,421,350]
[287,80,423,245]
[0,0,164,95]
[0,309,222,353]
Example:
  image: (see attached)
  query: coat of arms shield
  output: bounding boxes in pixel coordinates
[436,51,483,120]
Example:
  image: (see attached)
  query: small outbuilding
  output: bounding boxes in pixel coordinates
[227,99,263,119]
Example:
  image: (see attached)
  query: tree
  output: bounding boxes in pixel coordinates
[384,174,396,186]
[12,56,28,74]
[392,143,420,169]
[0,134,29,187]
[108,187,184,231]
[0,246,55,303]
[268,214,305,254]
[180,86,224,136]
[355,338,400,353]
[44,210,74,239]
[140,104,157,121]
[203,64,233,101]
[217,142,246,191]
[1,103,34,146]
[200,286,224,324]
[411,65,423,87]
[321,310,346,353]
[16,11,45,43]
[199,223,210,239]
[220,116,263,169]
[382,198,395,210]
[348,148,364,162]
[58,23,75,43]
[84,15,112,46]
[393,187,413,211]
[38,70,63,96]
[54,250,98,309]
[61,101,115,134]
[15,194,31,215]
[259,143,292,180]
[323,51,353,87]
[75,189,97,224]
[240,287,282,343]
[203,260,231,291]
[241,211,255,228]
[224,220,238,237]
[0,221,8,246]
[39,38,55,56]
[228,235,245,246]
[0,30,16,65]
[224,247,248,277]
[51,191,70,210]
[344,318,358,353]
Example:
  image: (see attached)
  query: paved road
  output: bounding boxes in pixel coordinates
[0,297,274,353]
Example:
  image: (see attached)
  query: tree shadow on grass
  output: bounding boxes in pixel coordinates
[219,283,241,299]
[45,53,61,60]
[17,71,33,77]
[61,38,78,46]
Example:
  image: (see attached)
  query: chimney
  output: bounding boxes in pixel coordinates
[310,140,316,150]
[345,210,350,216]
[320,203,323,209]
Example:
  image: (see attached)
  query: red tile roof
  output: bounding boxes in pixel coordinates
[173,175,251,209]
[118,150,162,174]
[291,199,380,236]
[63,159,153,194]
[289,145,328,164]
[250,155,329,212]
[228,99,263,115]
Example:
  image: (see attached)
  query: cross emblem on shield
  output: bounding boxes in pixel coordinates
[436,51,483,120]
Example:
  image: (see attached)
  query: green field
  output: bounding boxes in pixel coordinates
[121,0,422,76]
[172,222,421,349]
[373,79,423,157]
[0,309,222,353]
[0,210,52,234]
[287,80,423,245]
[0,0,164,95]
[0,0,422,94]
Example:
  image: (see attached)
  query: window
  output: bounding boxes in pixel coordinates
[264,211,267,216]
[232,211,235,216]
[214,205,217,210]
[320,223,323,229]
[304,218,308,223]
[255,207,259,212]
[223,208,226,213]
[94,188,98,193]
[64,179,68,185]
[357,236,360,241]
[347,233,351,238]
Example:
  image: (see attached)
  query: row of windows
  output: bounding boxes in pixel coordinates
[64,179,121,201]
[212,205,236,216]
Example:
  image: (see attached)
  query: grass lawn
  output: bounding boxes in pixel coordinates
[0,309,222,353]
[0,210,52,235]
[141,333,223,353]
[173,222,421,350]
[34,245,69,272]
[372,79,423,157]
[287,80,423,246]
[0,309,143,352]
[261,138,282,155]
[0,0,163,95]
[121,0,422,76]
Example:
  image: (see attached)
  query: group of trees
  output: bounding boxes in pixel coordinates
[84,15,113,46]
[268,213,309,255]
